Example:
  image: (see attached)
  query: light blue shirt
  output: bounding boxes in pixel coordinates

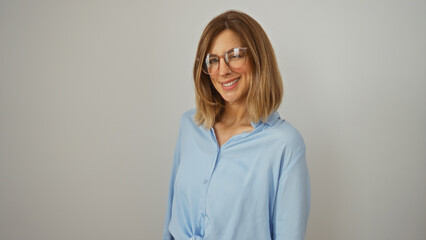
[163,109,310,240]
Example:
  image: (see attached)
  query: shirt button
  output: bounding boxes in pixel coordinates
[203,179,208,184]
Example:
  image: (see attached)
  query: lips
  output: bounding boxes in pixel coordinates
[222,77,240,84]
[220,77,239,84]
[220,77,240,90]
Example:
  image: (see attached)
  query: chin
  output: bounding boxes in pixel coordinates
[222,95,242,104]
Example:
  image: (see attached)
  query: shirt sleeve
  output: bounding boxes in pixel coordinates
[273,142,311,240]
[162,124,182,240]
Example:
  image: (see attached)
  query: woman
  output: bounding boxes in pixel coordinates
[163,10,310,240]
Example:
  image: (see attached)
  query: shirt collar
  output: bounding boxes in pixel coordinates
[250,111,281,128]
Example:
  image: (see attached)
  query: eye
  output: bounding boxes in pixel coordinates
[229,54,242,59]
[209,58,219,64]
[227,48,246,60]
[206,55,219,66]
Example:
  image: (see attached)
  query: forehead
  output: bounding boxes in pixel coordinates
[208,29,243,55]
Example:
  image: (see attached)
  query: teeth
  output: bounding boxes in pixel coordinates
[223,78,239,87]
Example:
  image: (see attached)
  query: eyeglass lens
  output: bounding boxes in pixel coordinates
[204,47,247,75]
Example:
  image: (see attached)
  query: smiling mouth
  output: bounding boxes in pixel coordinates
[221,78,240,87]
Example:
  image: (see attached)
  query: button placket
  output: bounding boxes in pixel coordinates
[199,142,221,237]
[195,129,223,237]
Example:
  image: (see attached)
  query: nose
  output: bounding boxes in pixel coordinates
[218,57,231,76]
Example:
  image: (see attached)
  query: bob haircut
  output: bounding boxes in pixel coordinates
[193,10,283,129]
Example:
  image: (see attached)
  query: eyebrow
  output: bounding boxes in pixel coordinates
[207,47,243,56]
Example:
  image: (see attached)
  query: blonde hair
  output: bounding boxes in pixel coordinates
[193,10,283,129]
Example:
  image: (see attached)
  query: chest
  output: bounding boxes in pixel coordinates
[174,135,283,225]
[213,123,254,147]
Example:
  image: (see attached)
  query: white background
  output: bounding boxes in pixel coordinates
[1,0,425,239]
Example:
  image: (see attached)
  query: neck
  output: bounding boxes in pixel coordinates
[218,101,251,126]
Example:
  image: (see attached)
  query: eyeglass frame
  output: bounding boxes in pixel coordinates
[202,47,248,75]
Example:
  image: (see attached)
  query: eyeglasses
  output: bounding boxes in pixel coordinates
[202,47,248,75]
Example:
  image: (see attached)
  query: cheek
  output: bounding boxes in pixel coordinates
[210,77,218,86]
[210,78,221,91]
[240,61,253,75]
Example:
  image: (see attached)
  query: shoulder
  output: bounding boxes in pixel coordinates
[268,119,307,170]
[267,118,305,151]
[178,108,200,130]
[181,108,196,121]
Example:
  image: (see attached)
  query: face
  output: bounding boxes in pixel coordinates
[207,29,252,105]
